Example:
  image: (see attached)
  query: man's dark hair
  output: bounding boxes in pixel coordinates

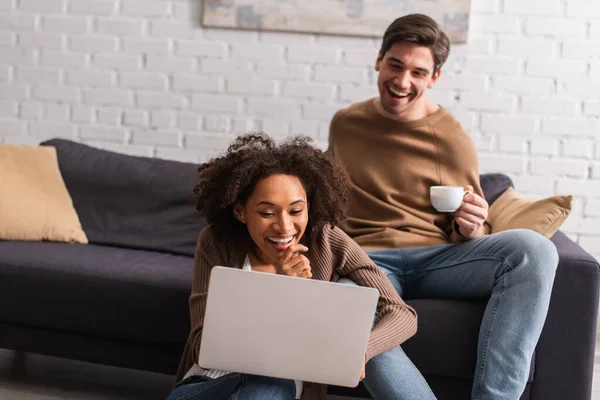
[193,133,350,245]
[379,14,451,74]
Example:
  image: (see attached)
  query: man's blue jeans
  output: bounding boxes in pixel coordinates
[167,373,295,400]
[361,229,559,400]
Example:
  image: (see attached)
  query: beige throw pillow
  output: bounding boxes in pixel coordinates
[487,187,572,238]
[0,144,88,243]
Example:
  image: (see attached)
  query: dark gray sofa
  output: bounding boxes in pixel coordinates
[0,139,598,400]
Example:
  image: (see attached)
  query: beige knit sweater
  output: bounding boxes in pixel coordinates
[329,99,487,250]
[175,224,418,399]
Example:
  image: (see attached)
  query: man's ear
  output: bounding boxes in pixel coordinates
[428,69,442,89]
[233,204,245,224]
[375,51,382,72]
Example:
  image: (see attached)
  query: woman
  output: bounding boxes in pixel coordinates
[169,133,417,400]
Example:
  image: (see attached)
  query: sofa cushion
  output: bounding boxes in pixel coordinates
[41,139,206,257]
[0,241,192,345]
[0,143,87,244]
[480,173,513,205]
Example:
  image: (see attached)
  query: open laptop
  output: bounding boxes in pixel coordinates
[199,266,379,387]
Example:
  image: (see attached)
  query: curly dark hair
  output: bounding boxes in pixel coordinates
[193,133,351,245]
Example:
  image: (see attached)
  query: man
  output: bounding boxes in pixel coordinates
[328,14,559,400]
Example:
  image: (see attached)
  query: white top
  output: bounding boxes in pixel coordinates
[183,256,303,399]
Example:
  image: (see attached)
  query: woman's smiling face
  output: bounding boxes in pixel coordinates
[235,174,309,265]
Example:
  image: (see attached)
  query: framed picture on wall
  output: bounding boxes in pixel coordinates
[201,0,471,43]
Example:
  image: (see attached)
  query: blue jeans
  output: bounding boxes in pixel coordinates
[361,229,558,400]
[167,373,296,400]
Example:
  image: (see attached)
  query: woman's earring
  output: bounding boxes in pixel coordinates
[239,212,244,222]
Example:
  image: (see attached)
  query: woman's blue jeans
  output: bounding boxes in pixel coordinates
[167,373,295,400]
[361,229,558,400]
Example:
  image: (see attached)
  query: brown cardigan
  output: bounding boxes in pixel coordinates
[175,224,418,399]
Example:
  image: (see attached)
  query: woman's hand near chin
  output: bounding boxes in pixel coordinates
[276,244,312,279]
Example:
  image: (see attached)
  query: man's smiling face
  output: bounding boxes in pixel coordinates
[375,42,441,121]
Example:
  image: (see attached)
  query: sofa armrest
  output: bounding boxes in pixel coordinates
[530,231,600,400]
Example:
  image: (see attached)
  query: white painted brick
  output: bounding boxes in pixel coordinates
[231,43,283,62]
[283,82,335,100]
[446,108,478,131]
[80,125,127,141]
[123,109,148,127]
[0,0,13,11]
[0,101,17,118]
[562,216,600,235]
[288,45,341,64]
[0,119,26,136]
[204,28,258,43]
[567,1,600,18]
[436,74,488,91]
[33,85,78,102]
[19,103,42,120]
[29,121,76,139]
[123,38,170,55]
[204,115,230,133]
[18,32,64,51]
[260,119,291,137]
[562,41,600,59]
[260,31,313,45]
[521,98,579,117]
[69,0,116,15]
[472,135,494,152]
[303,103,341,121]
[41,51,87,68]
[71,105,95,123]
[121,0,168,17]
[526,17,586,38]
[69,35,117,53]
[559,80,600,100]
[175,40,226,58]
[526,59,587,78]
[339,85,378,102]
[0,32,15,46]
[0,48,35,66]
[185,133,235,153]
[592,21,600,39]
[150,20,197,38]
[43,16,89,34]
[137,92,186,109]
[93,54,141,70]
[119,72,167,90]
[460,92,516,112]
[200,59,253,77]
[96,107,121,125]
[317,35,374,49]
[256,64,309,81]
[494,76,551,95]
[95,18,143,36]
[531,137,559,156]
[557,179,600,196]
[541,118,597,136]
[291,120,319,137]
[472,0,498,13]
[314,66,367,83]
[16,67,60,84]
[155,147,200,163]
[591,162,600,179]
[67,70,114,87]
[464,56,520,75]
[563,139,594,159]
[0,84,28,100]
[592,61,600,79]
[247,99,301,118]
[479,154,526,173]
[578,236,600,252]
[530,158,588,178]
[172,75,221,92]
[585,200,600,217]
[497,38,557,58]
[192,94,241,113]
[178,113,201,131]
[83,89,132,106]
[44,103,69,122]
[227,78,277,96]
[344,48,377,67]
[427,90,456,107]
[231,116,260,134]
[571,197,585,218]
[0,13,36,30]
[146,56,194,73]
[498,136,527,153]
[511,176,555,196]
[171,1,202,21]
[471,15,521,34]
[455,37,493,56]
[19,0,64,12]
[150,111,176,129]
[585,102,600,116]
[504,0,562,16]
[132,130,180,147]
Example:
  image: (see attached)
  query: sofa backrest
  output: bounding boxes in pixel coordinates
[42,139,206,257]
[480,173,514,205]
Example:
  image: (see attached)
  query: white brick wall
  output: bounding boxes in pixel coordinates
[0,0,599,258]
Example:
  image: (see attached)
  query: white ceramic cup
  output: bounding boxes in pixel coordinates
[430,186,466,212]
